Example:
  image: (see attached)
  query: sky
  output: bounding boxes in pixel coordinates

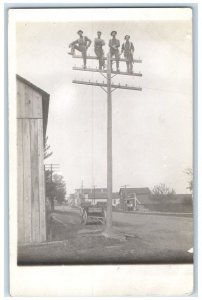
[16,8,193,194]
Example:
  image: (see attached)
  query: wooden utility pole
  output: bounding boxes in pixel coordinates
[92,185,96,205]
[81,180,84,204]
[106,53,112,231]
[70,52,142,235]
[44,163,60,209]
[121,184,130,211]
[44,164,60,182]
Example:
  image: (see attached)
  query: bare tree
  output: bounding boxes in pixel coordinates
[184,168,193,192]
[151,183,176,201]
[44,136,53,160]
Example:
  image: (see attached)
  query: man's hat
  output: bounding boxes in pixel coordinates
[125,35,130,39]
[111,30,117,36]
[77,30,83,34]
[97,31,102,34]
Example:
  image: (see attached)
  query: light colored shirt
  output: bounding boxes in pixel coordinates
[71,36,91,47]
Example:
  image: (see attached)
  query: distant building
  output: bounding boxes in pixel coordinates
[148,193,193,213]
[75,188,120,207]
[119,187,151,211]
[69,193,76,206]
[119,187,193,213]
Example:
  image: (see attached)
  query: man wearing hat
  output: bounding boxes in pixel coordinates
[109,31,120,72]
[121,35,134,73]
[94,31,105,70]
[69,30,92,69]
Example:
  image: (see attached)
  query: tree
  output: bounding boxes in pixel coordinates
[184,168,193,192]
[45,170,56,211]
[44,136,53,160]
[151,183,176,201]
[45,171,67,210]
[52,173,67,204]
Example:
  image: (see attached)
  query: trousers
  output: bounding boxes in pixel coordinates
[110,48,119,70]
[94,47,105,69]
[71,45,87,66]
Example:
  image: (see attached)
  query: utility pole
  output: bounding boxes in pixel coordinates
[81,180,84,204]
[106,53,112,231]
[44,164,60,181]
[92,185,96,205]
[44,164,60,211]
[70,52,142,235]
[121,184,130,211]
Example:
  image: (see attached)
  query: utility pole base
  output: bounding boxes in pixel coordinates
[102,227,127,241]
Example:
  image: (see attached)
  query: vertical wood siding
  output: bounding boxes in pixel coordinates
[38,119,46,241]
[17,80,46,244]
[30,119,40,242]
[17,119,24,243]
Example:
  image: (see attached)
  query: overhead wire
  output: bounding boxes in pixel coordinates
[142,86,192,97]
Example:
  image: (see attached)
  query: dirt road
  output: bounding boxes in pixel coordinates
[18,206,193,265]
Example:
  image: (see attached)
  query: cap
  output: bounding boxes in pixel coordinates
[77,30,83,34]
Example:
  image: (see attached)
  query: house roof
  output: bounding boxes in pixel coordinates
[16,74,50,137]
[119,187,151,195]
[75,188,107,193]
[87,192,119,199]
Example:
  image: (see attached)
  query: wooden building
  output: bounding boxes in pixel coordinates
[17,75,50,244]
[119,187,151,211]
[75,188,120,207]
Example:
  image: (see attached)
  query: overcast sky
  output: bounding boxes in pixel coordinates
[16,8,192,194]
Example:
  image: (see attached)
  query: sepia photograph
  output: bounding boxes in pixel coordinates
[9,7,194,296]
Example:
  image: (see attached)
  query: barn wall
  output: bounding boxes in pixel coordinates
[17,80,46,244]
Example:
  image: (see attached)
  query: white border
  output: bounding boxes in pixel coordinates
[5,3,199,298]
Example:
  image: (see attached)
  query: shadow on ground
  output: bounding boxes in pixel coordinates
[18,208,193,265]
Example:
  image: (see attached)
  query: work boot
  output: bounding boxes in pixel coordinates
[68,47,75,55]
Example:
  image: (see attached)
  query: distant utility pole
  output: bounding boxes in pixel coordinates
[92,185,96,205]
[44,164,60,211]
[121,184,130,211]
[80,180,84,203]
[70,52,142,235]
[44,164,60,182]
